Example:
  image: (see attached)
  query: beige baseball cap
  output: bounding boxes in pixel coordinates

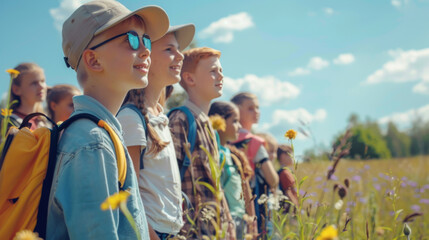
[165,24,195,51]
[62,0,169,70]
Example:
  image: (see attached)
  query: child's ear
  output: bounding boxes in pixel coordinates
[81,49,103,72]
[50,101,57,112]
[11,84,21,96]
[182,72,196,87]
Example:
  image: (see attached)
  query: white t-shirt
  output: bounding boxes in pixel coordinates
[117,104,183,234]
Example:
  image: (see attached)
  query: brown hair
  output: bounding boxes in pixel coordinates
[230,92,257,106]
[180,47,221,89]
[277,144,293,158]
[47,84,80,119]
[10,62,45,113]
[208,101,238,121]
[123,89,168,155]
[158,85,174,107]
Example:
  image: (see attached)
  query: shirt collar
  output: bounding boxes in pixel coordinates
[184,99,210,123]
[72,95,123,135]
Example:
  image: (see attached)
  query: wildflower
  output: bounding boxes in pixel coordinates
[316,225,338,240]
[338,185,347,199]
[403,223,411,237]
[13,230,42,240]
[334,199,343,210]
[257,194,268,205]
[6,69,20,79]
[1,108,13,117]
[209,114,226,131]
[100,190,131,210]
[200,207,216,222]
[285,129,297,140]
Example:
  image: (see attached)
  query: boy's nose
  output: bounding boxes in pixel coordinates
[138,45,150,59]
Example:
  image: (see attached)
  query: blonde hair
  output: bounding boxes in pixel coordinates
[10,62,45,113]
[123,89,168,155]
[230,92,257,106]
[47,84,80,119]
[180,47,221,89]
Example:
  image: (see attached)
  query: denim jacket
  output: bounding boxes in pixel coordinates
[46,95,149,240]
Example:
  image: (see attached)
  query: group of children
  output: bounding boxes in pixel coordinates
[3,0,298,239]
[4,62,81,129]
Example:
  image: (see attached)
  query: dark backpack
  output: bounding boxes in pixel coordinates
[167,106,197,181]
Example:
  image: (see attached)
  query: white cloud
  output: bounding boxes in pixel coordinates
[288,67,310,77]
[364,48,429,94]
[199,12,254,43]
[308,57,330,70]
[50,0,90,31]
[260,108,327,139]
[391,0,409,8]
[323,7,334,15]
[333,53,355,65]
[379,104,429,125]
[223,74,300,105]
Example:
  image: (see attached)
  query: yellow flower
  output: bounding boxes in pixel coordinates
[316,225,338,240]
[209,114,226,132]
[285,129,297,140]
[13,230,42,240]
[6,69,20,79]
[1,108,13,117]
[100,190,131,210]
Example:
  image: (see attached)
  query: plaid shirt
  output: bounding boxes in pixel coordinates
[169,100,232,237]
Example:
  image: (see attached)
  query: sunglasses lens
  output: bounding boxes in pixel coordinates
[127,32,140,50]
[143,36,151,51]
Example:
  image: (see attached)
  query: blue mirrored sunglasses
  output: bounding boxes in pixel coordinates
[89,31,151,51]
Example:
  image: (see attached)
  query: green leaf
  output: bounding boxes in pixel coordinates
[196,180,216,194]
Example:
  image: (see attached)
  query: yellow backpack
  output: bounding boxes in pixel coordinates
[0,112,127,240]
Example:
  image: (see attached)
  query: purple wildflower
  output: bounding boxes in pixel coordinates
[347,167,354,172]
[331,174,338,181]
[419,198,429,204]
[359,197,367,203]
[374,184,381,191]
[408,181,418,188]
[411,204,421,212]
[372,177,378,182]
[315,176,322,182]
[352,175,361,182]
[364,164,370,170]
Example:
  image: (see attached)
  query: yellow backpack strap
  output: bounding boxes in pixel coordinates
[97,120,126,188]
[59,114,127,189]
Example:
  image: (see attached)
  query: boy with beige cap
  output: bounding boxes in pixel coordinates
[46,0,169,239]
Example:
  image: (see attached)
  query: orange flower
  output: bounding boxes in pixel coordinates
[1,108,13,117]
[6,69,20,79]
[285,129,297,140]
[100,190,131,210]
[209,114,226,132]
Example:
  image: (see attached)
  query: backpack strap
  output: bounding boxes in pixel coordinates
[59,113,127,189]
[118,104,148,170]
[18,113,59,238]
[167,106,197,181]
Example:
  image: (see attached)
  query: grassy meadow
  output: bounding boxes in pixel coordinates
[273,156,429,239]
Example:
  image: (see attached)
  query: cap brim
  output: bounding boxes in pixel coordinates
[166,24,195,51]
[95,5,169,42]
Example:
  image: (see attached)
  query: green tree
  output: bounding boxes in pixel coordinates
[384,122,411,158]
[409,117,429,156]
[335,115,391,160]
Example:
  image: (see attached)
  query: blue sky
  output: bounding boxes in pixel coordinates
[1,0,429,157]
